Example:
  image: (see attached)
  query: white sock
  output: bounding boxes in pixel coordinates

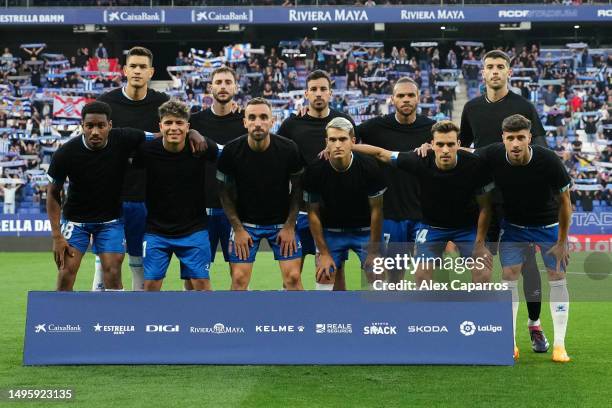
[92,256,105,291]
[549,279,569,347]
[528,318,541,327]
[503,280,519,347]
[315,283,333,291]
[128,255,144,291]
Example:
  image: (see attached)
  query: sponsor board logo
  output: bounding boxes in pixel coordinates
[34,323,81,333]
[407,325,449,334]
[363,322,397,335]
[145,324,180,333]
[255,325,305,333]
[315,323,353,334]
[597,9,612,17]
[459,320,502,336]
[288,9,369,23]
[0,14,65,23]
[104,10,165,23]
[569,235,612,252]
[93,323,135,335]
[400,9,465,21]
[190,323,245,334]
[192,10,253,23]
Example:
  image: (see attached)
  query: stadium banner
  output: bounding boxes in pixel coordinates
[3,212,609,237]
[53,95,92,119]
[1,5,612,26]
[24,291,513,366]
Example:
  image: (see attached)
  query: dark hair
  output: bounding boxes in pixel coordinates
[158,99,190,121]
[126,46,153,66]
[482,50,511,67]
[393,77,420,95]
[306,69,332,88]
[81,101,112,120]
[431,120,460,136]
[245,97,272,112]
[211,66,238,82]
[502,114,531,132]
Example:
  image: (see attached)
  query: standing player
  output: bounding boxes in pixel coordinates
[476,114,572,363]
[357,77,435,282]
[303,118,385,288]
[187,66,246,289]
[46,102,155,291]
[93,46,170,291]
[459,50,550,353]
[277,70,355,290]
[135,100,218,291]
[353,121,494,285]
[217,98,304,290]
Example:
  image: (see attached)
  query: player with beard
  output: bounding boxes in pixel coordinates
[277,70,355,290]
[357,77,435,282]
[186,66,246,290]
[92,46,169,291]
[459,50,550,354]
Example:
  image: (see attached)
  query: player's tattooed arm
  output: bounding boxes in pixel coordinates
[308,203,336,282]
[187,129,208,156]
[473,192,494,271]
[351,144,392,163]
[365,195,384,271]
[46,183,74,269]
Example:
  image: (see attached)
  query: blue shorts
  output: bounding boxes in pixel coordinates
[296,212,316,256]
[61,219,125,255]
[382,219,420,257]
[207,208,230,262]
[499,222,564,272]
[414,224,476,259]
[228,223,302,263]
[321,229,370,271]
[142,230,211,281]
[122,201,147,257]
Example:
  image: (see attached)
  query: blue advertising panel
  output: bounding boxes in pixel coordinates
[24,291,513,365]
[0,5,611,26]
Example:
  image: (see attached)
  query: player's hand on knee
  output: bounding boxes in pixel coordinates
[364,251,379,274]
[276,227,296,258]
[546,241,570,273]
[414,142,432,158]
[472,243,493,271]
[234,229,253,261]
[52,236,73,270]
[316,253,336,282]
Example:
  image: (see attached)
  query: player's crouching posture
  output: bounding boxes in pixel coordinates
[217,98,304,290]
[46,102,156,291]
[475,114,573,363]
[354,121,494,286]
[304,118,386,290]
[135,100,218,291]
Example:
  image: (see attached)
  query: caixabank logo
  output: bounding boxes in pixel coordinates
[103,10,165,23]
[459,320,502,337]
[363,322,397,335]
[34,323,81,334]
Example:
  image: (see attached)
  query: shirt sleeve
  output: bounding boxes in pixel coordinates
[459,107,474,148]
[46,148,67,186]
[474,160,495,195]
[202,137,219,162]
[394,151,421,174]
[302,165,321,204]
[548,152,572,193]
[366,157,387,198]
[287,141,305,176]
[216,145,235,185]
[121,127,149,151]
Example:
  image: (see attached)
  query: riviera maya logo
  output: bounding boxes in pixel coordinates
[460,321,476,336]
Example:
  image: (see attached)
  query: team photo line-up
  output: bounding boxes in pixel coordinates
[46,46,572,363]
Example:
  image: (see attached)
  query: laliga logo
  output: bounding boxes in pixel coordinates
[498,10,530,18]
[460,321,476,336]
[146,324,180,333]
[597,10,612,17]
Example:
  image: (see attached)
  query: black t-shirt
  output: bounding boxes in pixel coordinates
[395,150,493,228]
[98,88,170,201]
[189,108,246,209]
[277,109,355,165]
[135,137,218,237]
[47,128,145,223]
[460,91,546,148]
[357,114,435,221]
[475,144,572,226]
[303,153,386,229]
[217,134,304,225]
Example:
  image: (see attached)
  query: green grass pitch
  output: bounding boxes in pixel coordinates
[1,251,611,407]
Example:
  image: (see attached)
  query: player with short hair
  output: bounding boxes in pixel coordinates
[277,69,355,290]
[46,101,156,291]
[135,100,218,291]
[357,77,435,282]
[304,117,385,288]
[459,49,550,353]
[353,120,494,285]
[94,46,170,291]
[476,114,572,363]
[187,66,246,290]
[217,98,304,290]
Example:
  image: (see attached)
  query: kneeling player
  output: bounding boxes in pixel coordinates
[136,100,218,291]
[217,98,304,290]
[476,114,572,362]
[304,118,385,289]
[352,121,494,285]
